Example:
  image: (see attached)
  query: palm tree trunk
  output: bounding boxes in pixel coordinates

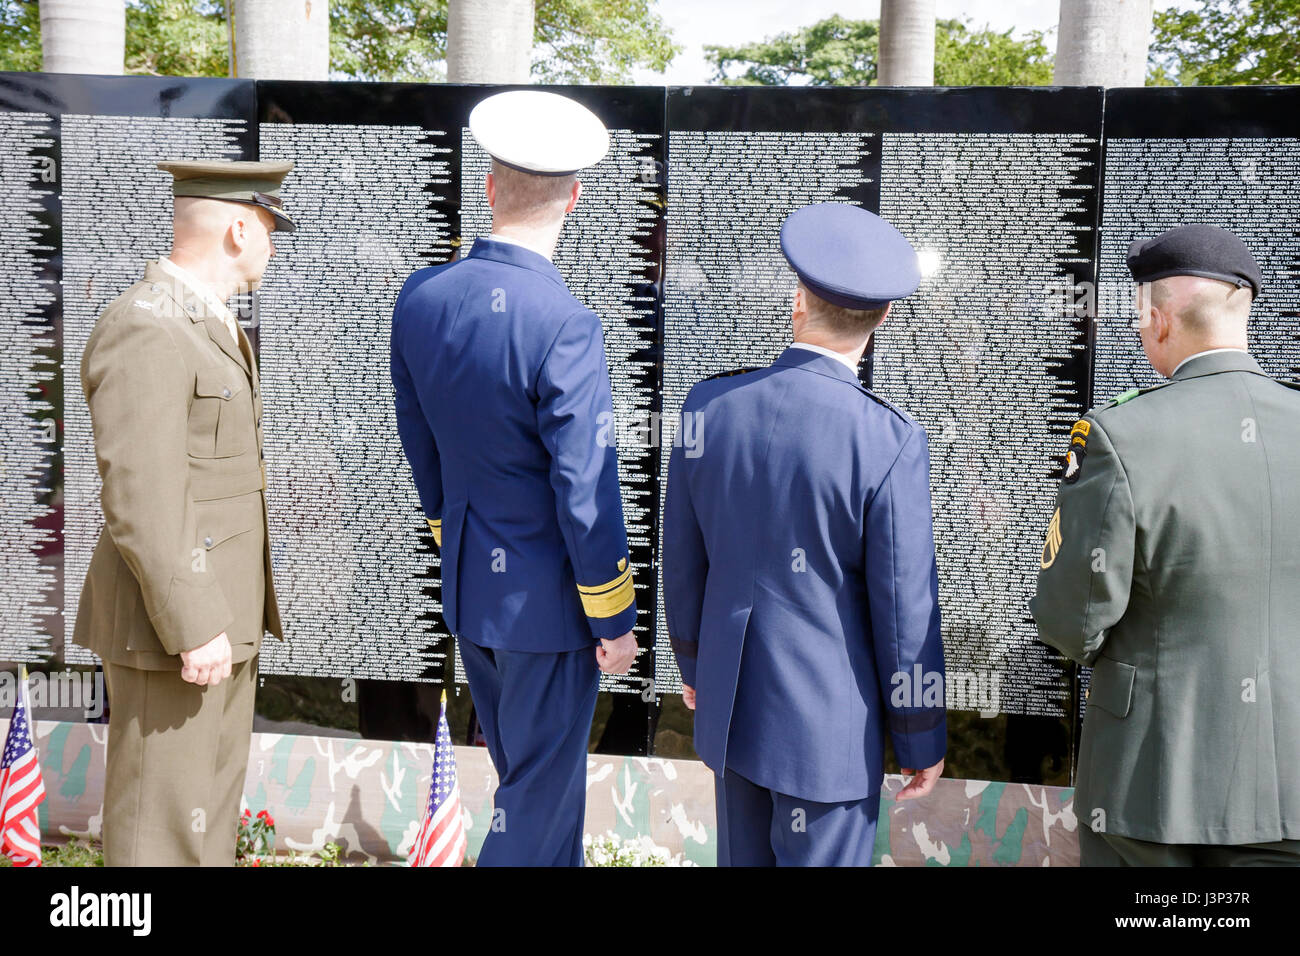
[1055,0,1153,86]
[234,0,330,80]
[447,0,534,83]
[40,0,124,73]
[878,0,936,87]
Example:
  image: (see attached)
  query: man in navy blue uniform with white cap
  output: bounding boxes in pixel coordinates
[390,90,638,866]
[663,203,948,866]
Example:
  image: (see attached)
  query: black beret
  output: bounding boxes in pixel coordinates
[1126,224,1262,299]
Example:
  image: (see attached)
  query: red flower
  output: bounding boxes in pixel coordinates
[242,809,251,819]
[265,815,275,828]
[251,859,260,867]
[257,810,268,820]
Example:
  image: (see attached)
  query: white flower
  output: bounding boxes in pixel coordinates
[583,831,698,867]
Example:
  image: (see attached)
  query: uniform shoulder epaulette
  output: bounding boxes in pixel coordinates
[857,383,912,423]
[106,278,172,323]
[1279,378,1300,393]
[703,366,761,382]
[1097,379,1176,411]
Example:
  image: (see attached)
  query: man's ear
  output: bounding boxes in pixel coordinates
[791,283,808,336]
[224,212,248,256]
[1135,282,1162,336]
[485,171,496,209]
[1151,302,1173,343]
[876,301,892,331]
[565,179,582,214]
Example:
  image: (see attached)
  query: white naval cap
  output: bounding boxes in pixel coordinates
[469,90,610,176]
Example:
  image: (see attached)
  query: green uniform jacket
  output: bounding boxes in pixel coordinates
[74,260,284,669]
[1031,349,1300,845]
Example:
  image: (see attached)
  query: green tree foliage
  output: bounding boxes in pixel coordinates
[329,0,448,80]
[1,0,677,82]
[332,0,680,82]
[706,15,879,86]
[533,0,677,83]
[935,19,1053,86]
[0,0,41,72]
[705,15,1054,87]
[125,0,228,77]
[1149,0,1300,85]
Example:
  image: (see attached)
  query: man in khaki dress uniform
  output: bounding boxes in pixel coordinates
[75,160,294,865]
[1032,224,1300,866]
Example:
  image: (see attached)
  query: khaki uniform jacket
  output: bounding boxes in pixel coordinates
[1031,350,1300,844]
[74,260,283,670]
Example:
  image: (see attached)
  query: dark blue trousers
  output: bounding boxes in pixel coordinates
[457,636,598,866]
[714,766,881,866]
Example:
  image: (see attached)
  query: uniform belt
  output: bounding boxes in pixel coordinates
[190,467,266,501]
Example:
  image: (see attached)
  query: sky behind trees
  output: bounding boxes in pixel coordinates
[632,0,1194,84]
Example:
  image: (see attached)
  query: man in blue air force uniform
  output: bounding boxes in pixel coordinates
[663,203,949,866]
[390,91,639,866]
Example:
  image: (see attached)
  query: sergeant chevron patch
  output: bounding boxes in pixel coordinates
[1040,508,1062,570]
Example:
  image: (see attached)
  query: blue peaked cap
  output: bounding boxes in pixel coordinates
[779,202,921,309]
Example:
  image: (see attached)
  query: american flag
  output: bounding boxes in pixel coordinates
[409,692,467,867]
[1,667,47,867]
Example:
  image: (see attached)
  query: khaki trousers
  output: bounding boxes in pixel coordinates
[101,656,256,866]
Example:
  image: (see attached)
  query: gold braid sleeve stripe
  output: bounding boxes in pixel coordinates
[577,567,635,619]
[576,566,631,595]
[427,517,442,548]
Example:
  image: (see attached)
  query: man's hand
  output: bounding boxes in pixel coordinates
[597,632,638,675]
[682,684,696,710]
[180,631,233,686]
[896,758,944,801]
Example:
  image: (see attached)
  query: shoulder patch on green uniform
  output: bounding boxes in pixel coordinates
[704,366,761,381]
[1063,419,1089,484]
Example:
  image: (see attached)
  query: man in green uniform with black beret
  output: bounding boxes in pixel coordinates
[75,160,294,865]
[1031,224,1300,866]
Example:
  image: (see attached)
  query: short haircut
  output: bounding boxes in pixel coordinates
[1150,275,1251,334]
[490,159,576,224]
[800,281,890,338]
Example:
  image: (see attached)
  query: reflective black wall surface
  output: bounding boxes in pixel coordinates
[3,73,1297,787]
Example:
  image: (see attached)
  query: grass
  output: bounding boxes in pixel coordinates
[0,836,103,867]
[0,837,370,867]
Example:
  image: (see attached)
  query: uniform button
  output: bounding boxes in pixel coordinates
[186,303,196,314]
[203,536,213,548]
[150,283,161,293]
[222,386,232,399]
